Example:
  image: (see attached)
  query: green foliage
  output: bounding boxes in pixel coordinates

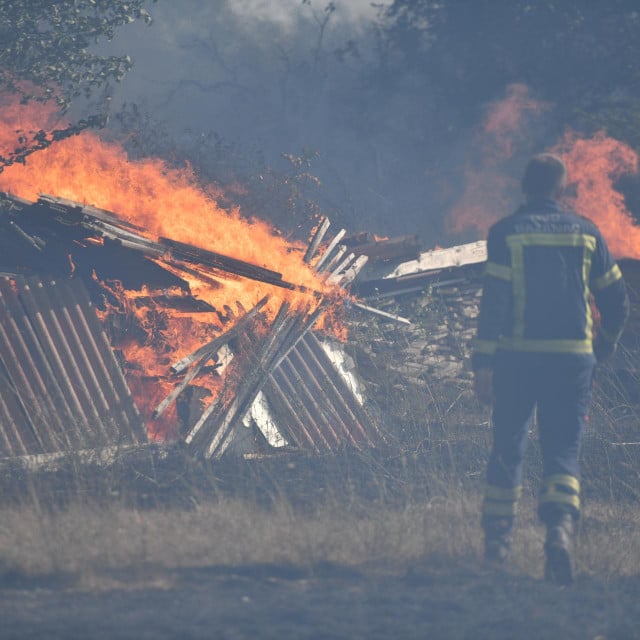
[0,0,156,110]
[381,1,640,108]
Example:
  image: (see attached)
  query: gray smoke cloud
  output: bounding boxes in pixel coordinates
[95,0,492,245]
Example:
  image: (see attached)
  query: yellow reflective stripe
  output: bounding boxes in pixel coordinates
[583,246,593,341]
[506,233,596,250]
[594,264,622,290]
[482,501,519,517]
[511,242,526,337]
[539,492,581,510]
[474,339,498,355]
[485,485,523,501]
[543,474,580,493]
[540,474,580,510]
[498,338,593,354]
[485,262,512,281]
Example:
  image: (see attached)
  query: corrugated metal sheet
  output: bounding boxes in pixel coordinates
[0,276,145,458]
[192,332,384,458]
[259,332,382,452]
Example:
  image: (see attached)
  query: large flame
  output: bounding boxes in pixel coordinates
[0,95,336,439]
[553,131,640,259]
[445,85,640,258]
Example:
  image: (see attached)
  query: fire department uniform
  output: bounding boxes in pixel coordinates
[471,198,629,533]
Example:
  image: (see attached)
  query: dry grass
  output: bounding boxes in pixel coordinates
[1,312,639,592]
[1,473,639,585]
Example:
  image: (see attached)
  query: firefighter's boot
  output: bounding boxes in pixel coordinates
[544,513,574,586]
[483,516,513,564]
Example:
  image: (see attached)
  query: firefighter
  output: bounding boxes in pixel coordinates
[471,153,629,585]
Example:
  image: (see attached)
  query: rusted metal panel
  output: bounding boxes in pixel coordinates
[0,276,145,458]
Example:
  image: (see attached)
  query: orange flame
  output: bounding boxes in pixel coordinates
[446,84,549,235]
[553,131,640,259]
[0,95,339,439]
[445,85,640,258]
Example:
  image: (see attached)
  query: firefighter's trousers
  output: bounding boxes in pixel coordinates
[482,352,595,526]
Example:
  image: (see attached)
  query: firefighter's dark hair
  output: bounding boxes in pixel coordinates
[522,153,567,198]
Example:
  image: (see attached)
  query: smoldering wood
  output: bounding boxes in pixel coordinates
[334,255,369,287]
[326,253,369,287]
[346,234,422,263]
[352,263,484,298]
[6,219,45,251]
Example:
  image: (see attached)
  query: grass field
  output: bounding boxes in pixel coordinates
[0,309,639,638]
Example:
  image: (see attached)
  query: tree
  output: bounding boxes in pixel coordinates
[380,0,640,111]
[0,0,155,110]
[0,0,156,171]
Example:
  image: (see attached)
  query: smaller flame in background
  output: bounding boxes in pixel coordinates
[445,85,640,259]
[446,83,550,235]
[0,94,340,440]
[554,131,640,259]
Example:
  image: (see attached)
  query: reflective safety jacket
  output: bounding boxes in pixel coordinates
[472,198,629,370]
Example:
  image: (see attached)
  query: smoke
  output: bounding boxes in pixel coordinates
[226,0,382,32]
[81,3,638,251]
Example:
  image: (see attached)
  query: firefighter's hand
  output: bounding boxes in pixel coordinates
[474,368,494,406]
[593,335,617,363]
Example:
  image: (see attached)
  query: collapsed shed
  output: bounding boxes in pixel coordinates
[0,192,386,461]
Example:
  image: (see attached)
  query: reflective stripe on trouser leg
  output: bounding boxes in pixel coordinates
[482,484,523,518]
[539,474,580,519]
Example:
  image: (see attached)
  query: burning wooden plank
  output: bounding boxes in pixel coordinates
[152,297,270,420]
[314,228,347,273]
[170,296,269,374]
[160,237,293,290]
[304,216,331,264]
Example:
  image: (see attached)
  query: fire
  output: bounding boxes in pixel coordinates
[445,85,640,258]
[446,84,549,235]
[0,95,339,440]
[553,131,640,259]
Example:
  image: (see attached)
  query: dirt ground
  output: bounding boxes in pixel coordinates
[1,560,639,640]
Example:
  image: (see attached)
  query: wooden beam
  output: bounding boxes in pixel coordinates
[304,216,331,264]
[314,228,346,272]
